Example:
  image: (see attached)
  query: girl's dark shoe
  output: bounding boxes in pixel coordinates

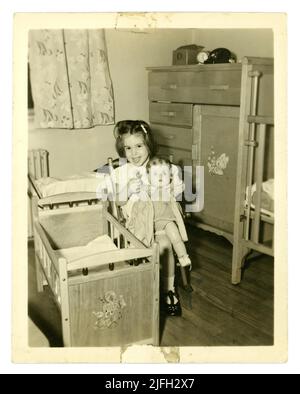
[163,290,182,316]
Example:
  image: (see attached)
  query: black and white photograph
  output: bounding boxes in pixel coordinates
[11,11,288,365]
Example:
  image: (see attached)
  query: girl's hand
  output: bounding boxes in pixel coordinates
[144,184,152,195]
[128,178,142,196]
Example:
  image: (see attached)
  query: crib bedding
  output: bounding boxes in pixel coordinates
[55,234,118,263]
[246,179,274,218]
[35,172,112,198]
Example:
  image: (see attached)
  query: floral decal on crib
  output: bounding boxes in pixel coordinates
[207,147,230,176]
[93,291,126,330]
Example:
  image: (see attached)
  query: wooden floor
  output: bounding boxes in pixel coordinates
[28,225,274,347]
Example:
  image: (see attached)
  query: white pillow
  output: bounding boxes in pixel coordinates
[36,172,112,197]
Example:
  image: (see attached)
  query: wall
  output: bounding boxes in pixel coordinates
[28,29,191,177]
[28,28,273,177]
[191,29,273,60]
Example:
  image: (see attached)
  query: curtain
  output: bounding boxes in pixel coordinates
[28,29,114,129]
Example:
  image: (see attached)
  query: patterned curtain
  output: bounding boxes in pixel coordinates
[28,29,114,129]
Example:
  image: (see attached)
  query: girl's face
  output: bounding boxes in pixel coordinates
[123,133,149,166]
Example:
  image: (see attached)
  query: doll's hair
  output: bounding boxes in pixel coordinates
[146,157,172,173]
[114,120,157,158]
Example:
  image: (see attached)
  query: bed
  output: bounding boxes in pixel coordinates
[232,115,274,284]
[28,150,159,347]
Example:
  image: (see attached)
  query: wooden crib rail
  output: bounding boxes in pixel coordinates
[232,113,274,284]
[28,173,43,199]
[34,221,60,274]
[104,209,146,249]
[28,149,50,238]
[28,149,49,180]
[244,71,261,241]
[253,123,268,243]
[34,221,62,306]
[39,192,100,209]
[244,115,274,247]
[67,248,155,271]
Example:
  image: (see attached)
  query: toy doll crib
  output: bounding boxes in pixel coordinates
[28,151,159,346]
[31,195,159,347]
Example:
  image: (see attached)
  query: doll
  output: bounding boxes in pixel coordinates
[147,157,191,268]
[128,157,192,269]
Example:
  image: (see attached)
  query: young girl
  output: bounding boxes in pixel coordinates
[112,120,188,316]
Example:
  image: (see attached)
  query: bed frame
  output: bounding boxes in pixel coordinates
[232,115,274,284]
[32,195,159,347]
[28,149,49,186]
[28,149,49,238]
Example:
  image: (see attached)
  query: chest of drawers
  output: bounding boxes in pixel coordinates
[147,57,274,241]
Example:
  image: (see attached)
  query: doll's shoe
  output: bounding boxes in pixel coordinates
[163,290,182,316]
[178,255,192,270]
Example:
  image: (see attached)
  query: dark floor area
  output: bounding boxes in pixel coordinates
[28,224,274,347]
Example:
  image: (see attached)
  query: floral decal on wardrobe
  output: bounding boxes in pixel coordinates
[29,29,114,129]
[207,147,230,176]
[93,291,126,330]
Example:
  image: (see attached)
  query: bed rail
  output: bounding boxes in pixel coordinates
[244,115,274,255]
[232,114,274,284]
[28,149,50,237]
[38,192,101,210]
[34,221,62,306]
[28,149,49,180]
[104,209,146,249]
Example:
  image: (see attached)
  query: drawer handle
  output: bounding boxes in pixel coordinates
[209,84,229,91]
[164,135,175,140]
[160,111,176,118]
[161,84,177,90]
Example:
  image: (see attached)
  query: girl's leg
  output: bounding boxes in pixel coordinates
[164,222,191,268]
[155,233,175,290]
[155,233,181,315]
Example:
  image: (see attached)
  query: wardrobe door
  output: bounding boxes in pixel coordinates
[193,105,240,233]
